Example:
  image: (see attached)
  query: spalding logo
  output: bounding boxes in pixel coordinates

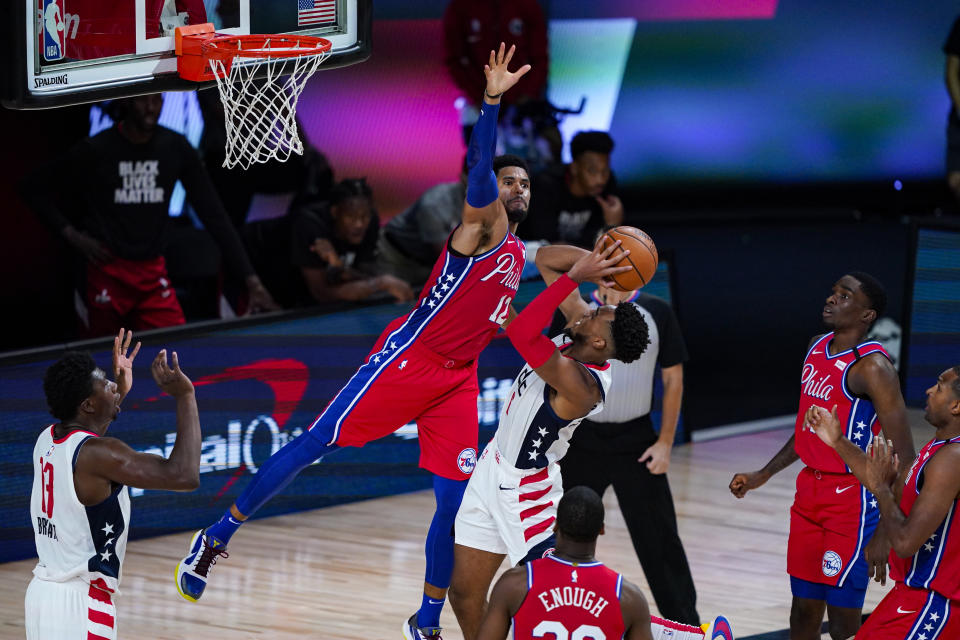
[822,550,843,577]
[457,448,478,474]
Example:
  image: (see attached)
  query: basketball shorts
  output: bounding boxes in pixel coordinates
[307,333,480,480]
[83,256,185,336]
[855,583,960,639]
[25,576,117,640]
[788,466,878,590]
[455,442,561,565]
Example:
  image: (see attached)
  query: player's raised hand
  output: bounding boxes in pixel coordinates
[113,328,141,403]
[864,434,899,495]
[804,404,843,448]
[567,238,632,287]
[151,349,194,398]
[729,470,769,498]
[483,42,531,102]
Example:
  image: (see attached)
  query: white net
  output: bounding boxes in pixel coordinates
[208,40,330,170]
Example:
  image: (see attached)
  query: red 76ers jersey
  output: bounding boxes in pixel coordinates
[411,230,525,362]
[889,436,960,600]
[513,555,625,640]
[794,333,890,473]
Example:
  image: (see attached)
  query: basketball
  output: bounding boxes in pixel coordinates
[599,226,659,292]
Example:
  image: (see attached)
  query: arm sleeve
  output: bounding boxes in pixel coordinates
[466,100,500,208]
[506,275,578,368]
[179,141,256,279]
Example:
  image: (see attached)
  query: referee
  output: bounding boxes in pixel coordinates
[550,281,699,625]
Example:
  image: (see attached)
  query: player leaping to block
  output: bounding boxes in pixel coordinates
[176,42,533,640]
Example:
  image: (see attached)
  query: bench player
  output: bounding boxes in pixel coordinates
[175,43,535,640]
[447,242,651,639]
[729,273,915,639]
[25,331,201,640]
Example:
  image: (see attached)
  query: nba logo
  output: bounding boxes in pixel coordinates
[41,0,66,61]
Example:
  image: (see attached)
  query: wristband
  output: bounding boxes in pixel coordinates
[484,91,503,100]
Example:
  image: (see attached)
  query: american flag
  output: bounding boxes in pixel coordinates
[297,0,336,27]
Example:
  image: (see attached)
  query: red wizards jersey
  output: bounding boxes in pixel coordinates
[513,555,624,640]
[889,435,960,600]
[396,230,525,363]
[794,333,890,473]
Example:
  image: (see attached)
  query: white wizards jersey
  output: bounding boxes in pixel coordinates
[30,426,130,593]
[496,336,613,470]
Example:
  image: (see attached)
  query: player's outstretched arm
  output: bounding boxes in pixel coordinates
[475,567,528,640]
[620,579,655,640]
[77,350,201,494]
[452,43,531,256]
[729,433,799,498]
[535,244,592,324]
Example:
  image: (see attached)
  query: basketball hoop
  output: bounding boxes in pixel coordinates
[176,24,331,170]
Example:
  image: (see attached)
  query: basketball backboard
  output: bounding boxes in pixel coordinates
[2,0,371,109]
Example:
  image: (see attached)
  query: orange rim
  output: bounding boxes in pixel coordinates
[201,34,332,61]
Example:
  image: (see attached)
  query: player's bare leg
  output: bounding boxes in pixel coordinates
[448,544,507,640]
[790,596,827,640]
[824,604,862,640]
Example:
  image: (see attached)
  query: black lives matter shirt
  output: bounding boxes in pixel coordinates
[25,125,253,277]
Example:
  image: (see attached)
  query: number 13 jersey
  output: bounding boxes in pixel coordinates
[31,426,130,593]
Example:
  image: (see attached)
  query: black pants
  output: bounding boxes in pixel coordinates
[560,417,700,625]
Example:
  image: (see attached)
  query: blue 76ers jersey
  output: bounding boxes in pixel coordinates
[496,336,613,470]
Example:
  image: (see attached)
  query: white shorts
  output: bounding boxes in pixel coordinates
[25,576,117,640]
[455,441,562,565]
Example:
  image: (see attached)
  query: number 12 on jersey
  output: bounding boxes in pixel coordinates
[489,294,513,325]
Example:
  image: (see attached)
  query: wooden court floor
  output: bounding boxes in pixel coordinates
[0,411,934,639]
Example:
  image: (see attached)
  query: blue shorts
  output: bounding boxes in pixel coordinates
[790,575,867,609]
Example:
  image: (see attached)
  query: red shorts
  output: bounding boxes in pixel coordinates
[307,334,479,480]
[788,466,878,588]
[856,583,960,639]
[83,256,185,337]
